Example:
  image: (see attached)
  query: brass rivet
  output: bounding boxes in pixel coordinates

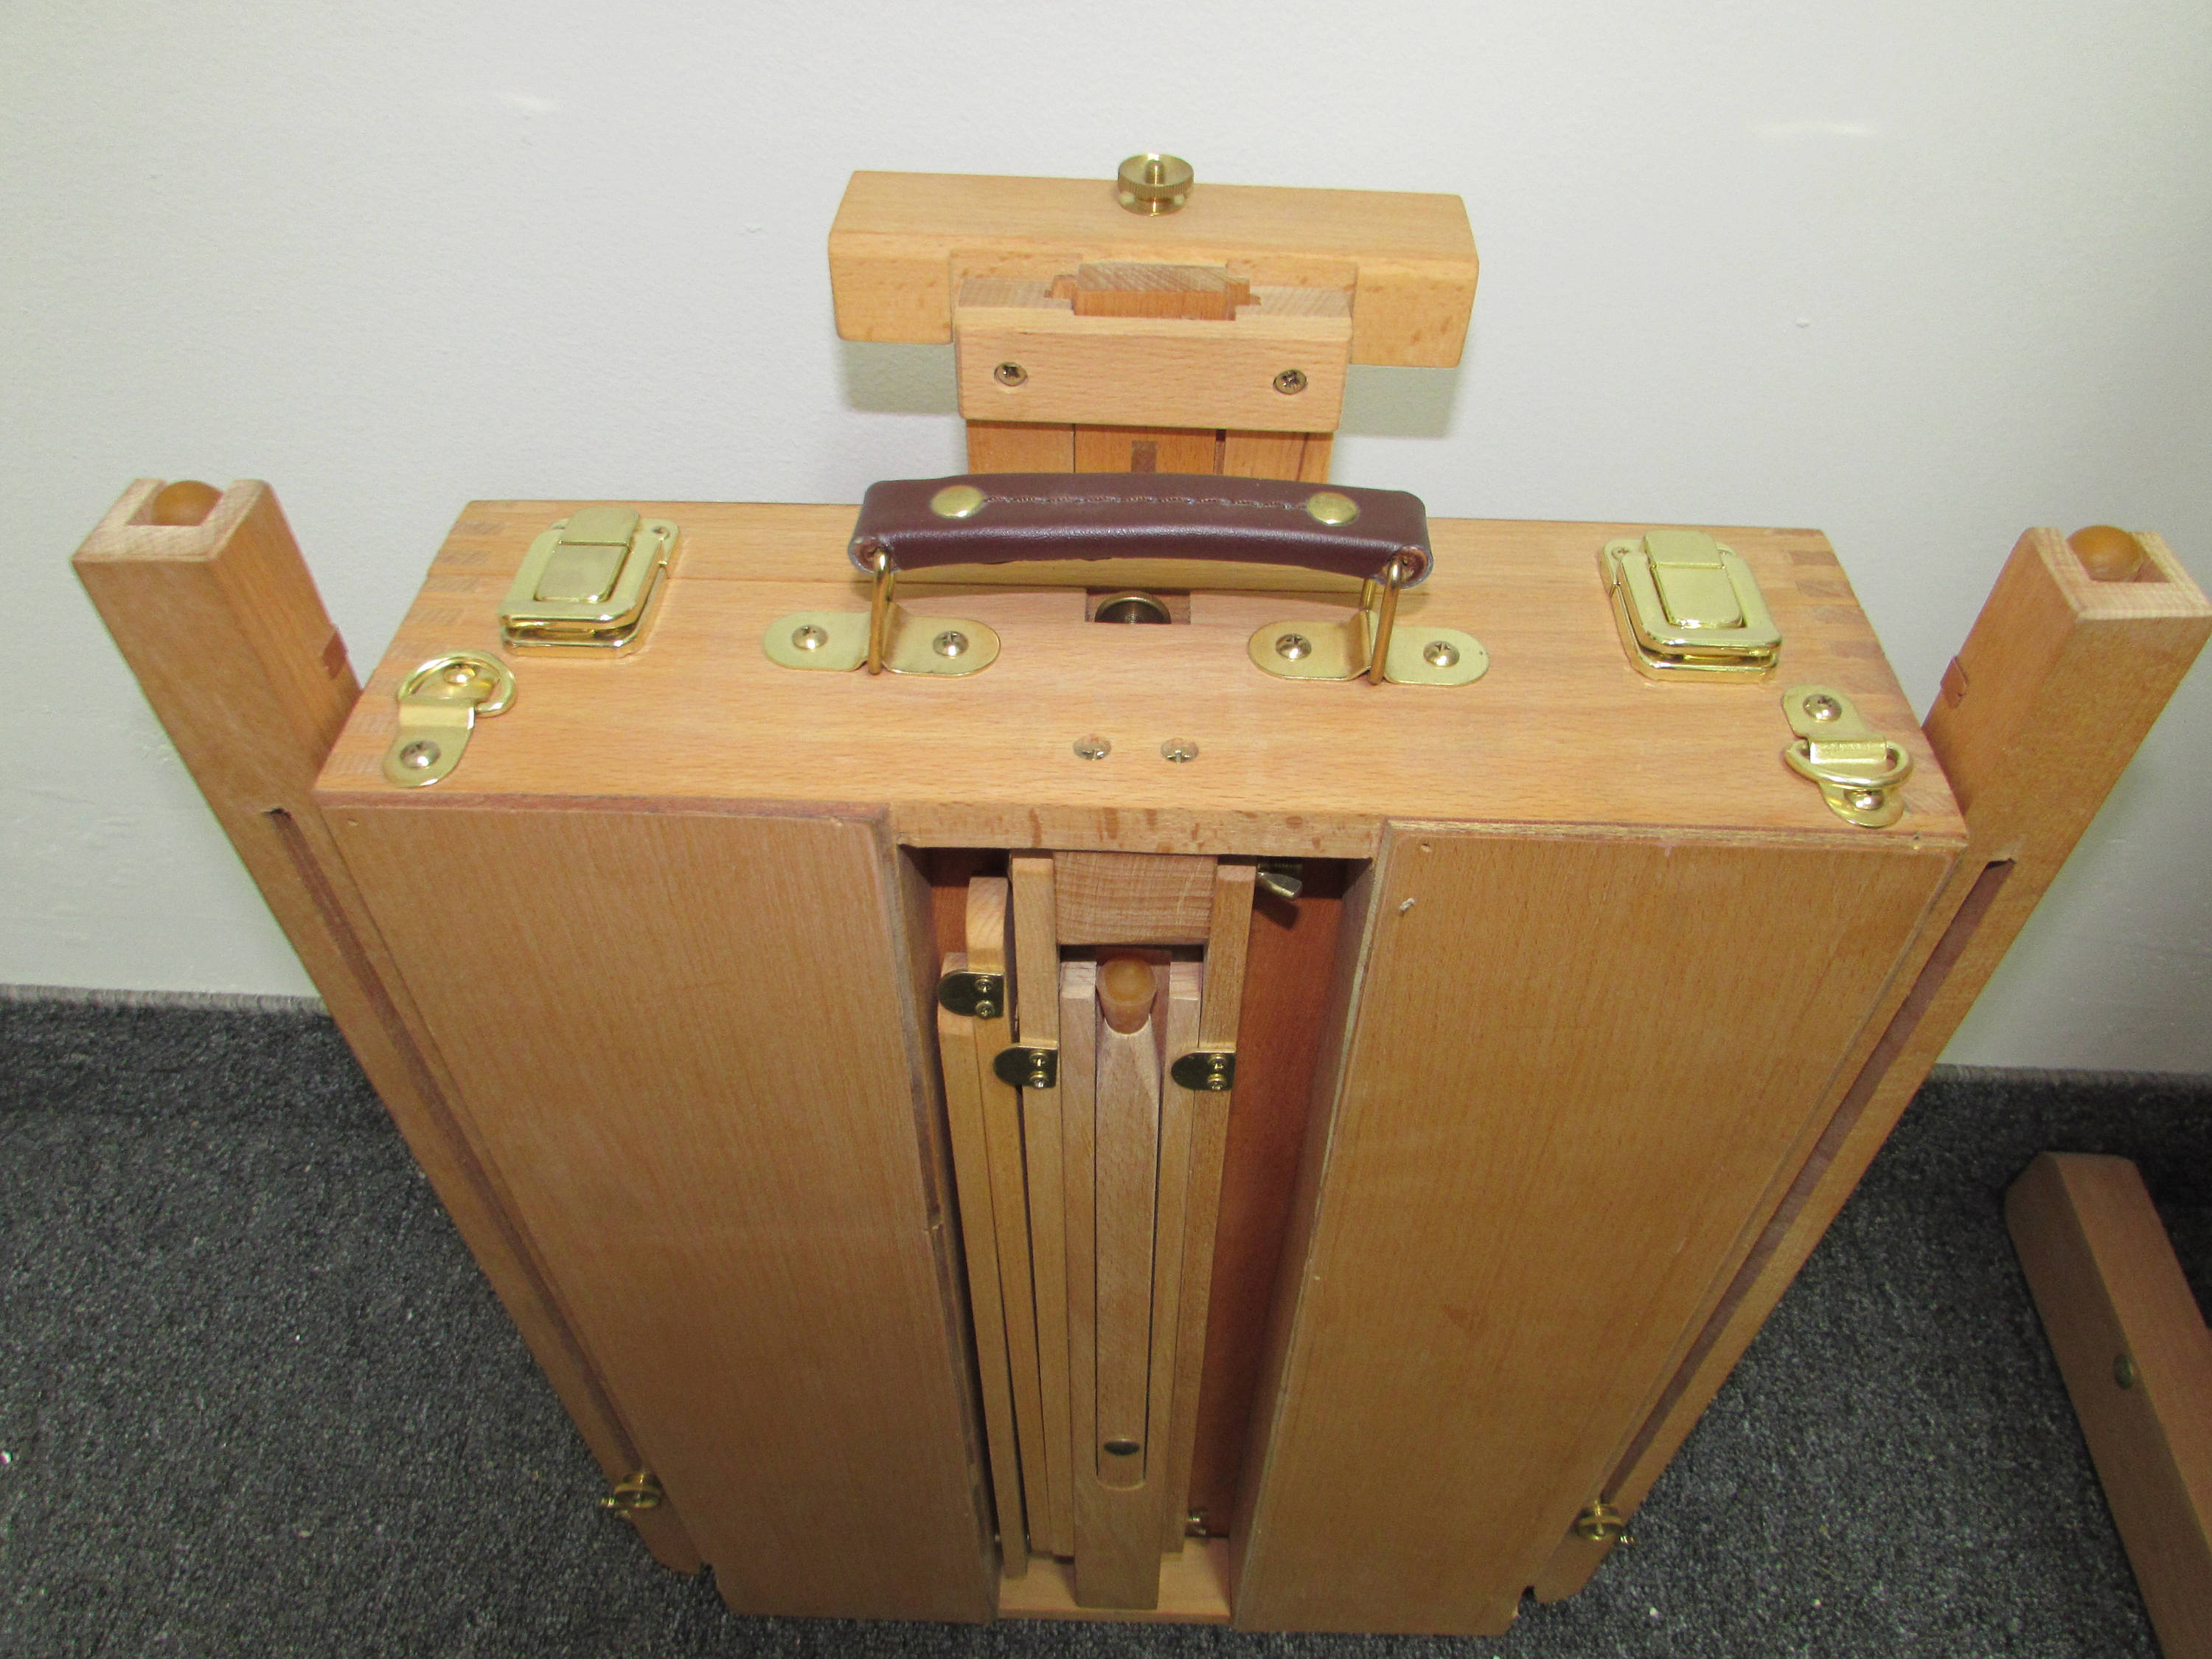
[1423,640,1460,668]
[2115,1352,2139,1389]
[1115,152,1192,215]
[930,484,986,519]
[1849,789,1884,813]
[792,625,828,652]
[932,630,969,658]
[992,361,1027,387]
[1274,632,1313,660]
[1274,368,1309,395]
[1804,693,1843,721]
[1074,735,1111,760]
[1306,490,1359,526]
[1161,737,1199,762]
[399,740,441,770]
[1103,1437,1141,1456]
[442,664,476,686]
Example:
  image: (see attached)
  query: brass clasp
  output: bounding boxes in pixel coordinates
[501,507,675,653]
[381,652,515,787]
[1782,684,1913,827]
[1604,529,1780,678]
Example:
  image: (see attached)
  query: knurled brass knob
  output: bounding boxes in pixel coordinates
[1117,153,1193,215]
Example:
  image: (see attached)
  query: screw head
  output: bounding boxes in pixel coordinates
[1423,640,1461,668]
[1273,368,1309,395]
[792,624,828,652]
[1849,788,1885,813]
[993,361,1028,386]
[1073,735,1111,760]
[929,484,986,519]
[1804,693,1843,721]
[398,740,441,770]
[931,630,968,658]
[442,664,476,687]
[1275,632,1313,661]
[2115,1352,2139,1389]
[1161,737,1199,763]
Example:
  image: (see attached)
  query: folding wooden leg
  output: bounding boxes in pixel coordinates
[2008,1153,2212,1659]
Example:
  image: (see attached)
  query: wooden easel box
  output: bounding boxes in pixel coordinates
[316,500,1964,859]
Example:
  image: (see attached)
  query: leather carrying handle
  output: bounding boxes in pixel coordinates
[847,475,1433,587]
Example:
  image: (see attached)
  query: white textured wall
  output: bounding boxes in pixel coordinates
[4,1,2206,1068]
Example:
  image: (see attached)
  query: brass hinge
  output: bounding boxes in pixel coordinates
[1170,1051,1236,1092]
[992,1046,1059,1089]
[937,970,1005,1020]
[599,1469,664,1515]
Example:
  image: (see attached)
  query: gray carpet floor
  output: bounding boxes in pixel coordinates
[2,991,2206,1658]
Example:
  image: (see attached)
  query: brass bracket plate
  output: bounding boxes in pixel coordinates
[1603,530,1780,678]
[1781,684,1913,828]
[1251,560,1486,687]
[501,509,675,653]
[765,550,997,677]
[937,970,1006,1019]
[1170,1050,1237,1092]
[992,1046,1059,1090]
[381,652,515,787]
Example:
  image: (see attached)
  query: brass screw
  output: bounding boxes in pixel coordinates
[1074,735,1111,760]
[2115,1352,2139,1389]
[932,630,969,658]
[1274,368,1309,395]
[398,740,440,770]
[442,664,476,687]
[792,625,828,652]
[973,998,999,1020]
[1849,788,1884,813]
[1116,152,1193,215]
[1424,640,1461,668]
[1275,633,1313,661]
[1804,693,1843,721]
[993,361,1027,386]
[1161,737,1199,762]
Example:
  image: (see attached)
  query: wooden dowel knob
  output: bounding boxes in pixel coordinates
[1098,956,1155,1034]
[149,480,222,526]
[2069,524,2145,582]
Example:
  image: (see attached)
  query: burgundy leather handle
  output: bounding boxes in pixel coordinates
[847,474,1433,587]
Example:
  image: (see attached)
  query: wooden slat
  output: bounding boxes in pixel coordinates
[1143,964,1203,1515]
[967,878,1053,1570]
[1221,431,1314,480]
[936,959,1029,1579]
[1054,852,1219,945]
[999,1538,1232,1623]
[324,807,994,1620]
[1092,975,1162,1492]
[966,420,1075,473]
[2008,1153,2212,1659]
[954,279,1350,433]
[1009,854,1074,1559]
[828,170,1477,367]
[1535,526,2212,1601]
[1072,424,1219,475]
[72,479,703,1573]
[319,505,1967,863]
[1295,433,1332,481]
[1159,865,1256,1547]
[1232,825,1952,1633]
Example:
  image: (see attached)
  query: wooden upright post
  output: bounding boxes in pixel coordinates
[72,479,703,1573]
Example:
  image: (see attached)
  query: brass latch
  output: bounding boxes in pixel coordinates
[992,1046,1059,1090]
[381,652,515,787]
[1251,552,1488,686]
[1604,529,1781,678]
[599,1469,664,1515]
[1782,684,1913,827]
[502,507,675,652]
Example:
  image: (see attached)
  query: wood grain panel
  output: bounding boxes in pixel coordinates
[325,806,992,1621]
[967,420,1076,473]
[1054,852,1218,944]
[1232,825,1951,1633]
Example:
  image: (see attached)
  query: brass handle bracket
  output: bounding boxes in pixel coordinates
[1250,556,1488,687]
[765,544,999,677]
[1782,684,1913,827]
